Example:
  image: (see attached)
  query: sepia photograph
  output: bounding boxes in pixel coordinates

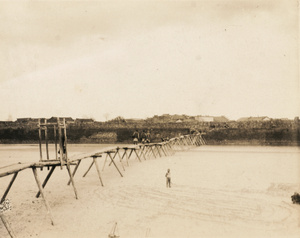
[0,0,299,237]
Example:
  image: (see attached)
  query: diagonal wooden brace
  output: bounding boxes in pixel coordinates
[32,167,55,225]
[36,166,56,198]
[1,172,18,204]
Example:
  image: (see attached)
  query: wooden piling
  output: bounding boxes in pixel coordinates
[133,149,141,162]
[38,119,42,161]
[1,172,18,204]
[32,167,55,225]
[102,153,108,171]
[107,153,123,177]
[67,160,81,185]
[54,125,57,160]
[66,163,78,199]
[36,166,56,198]
[57,118,63,169]
[45,119,49,161]
[0,213,16,238]
[93,157,104,186]
[83,160,95,177]
[63,118,68,161]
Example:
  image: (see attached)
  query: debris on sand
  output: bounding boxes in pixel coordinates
[108,222,120,238]
[291,192,300,204]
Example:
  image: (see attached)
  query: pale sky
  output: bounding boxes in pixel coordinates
[0,0,299,121]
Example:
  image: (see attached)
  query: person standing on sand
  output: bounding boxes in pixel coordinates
[165,169,171,188]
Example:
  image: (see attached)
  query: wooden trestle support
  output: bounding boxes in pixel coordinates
[0,132,205,237]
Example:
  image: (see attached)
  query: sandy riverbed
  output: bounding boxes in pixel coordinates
[1,145,300,237]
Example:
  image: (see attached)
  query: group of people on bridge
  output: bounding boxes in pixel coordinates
[132,130,151,145]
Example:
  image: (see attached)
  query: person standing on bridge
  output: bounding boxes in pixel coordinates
[145,130,151,143]
[132,130,139,145]
[140,130,146,143]
[165,169,171,188]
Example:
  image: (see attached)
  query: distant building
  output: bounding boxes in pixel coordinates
[47,117,75,123]
[16,118,43,124]
[0,121,13,127]
[278,118,290,121]
[237,116,270,122]
[213,116,229,122]
[195,116,214,122]
[16,118,33,123]
[75,118,95,124]
[126,118,144,123]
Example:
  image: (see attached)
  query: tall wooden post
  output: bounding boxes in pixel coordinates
[63,118,68,161]
[54,125,57,160]
[45,119,49,160]
[57,118,63,169]
[0,213,16,238]
[38,119,42,161]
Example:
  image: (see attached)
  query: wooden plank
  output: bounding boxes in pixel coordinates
[32,161,76,168]
[36,166,56,198]
[0,164,33,177]
[1,172,18,203]
[32,167,55,225]
[0,213,16,238]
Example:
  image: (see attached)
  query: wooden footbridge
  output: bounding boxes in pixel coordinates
[0,118,205,237]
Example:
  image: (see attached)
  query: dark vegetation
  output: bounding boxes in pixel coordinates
[0,117,299,145]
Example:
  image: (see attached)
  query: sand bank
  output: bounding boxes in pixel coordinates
[1,146,300,237]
